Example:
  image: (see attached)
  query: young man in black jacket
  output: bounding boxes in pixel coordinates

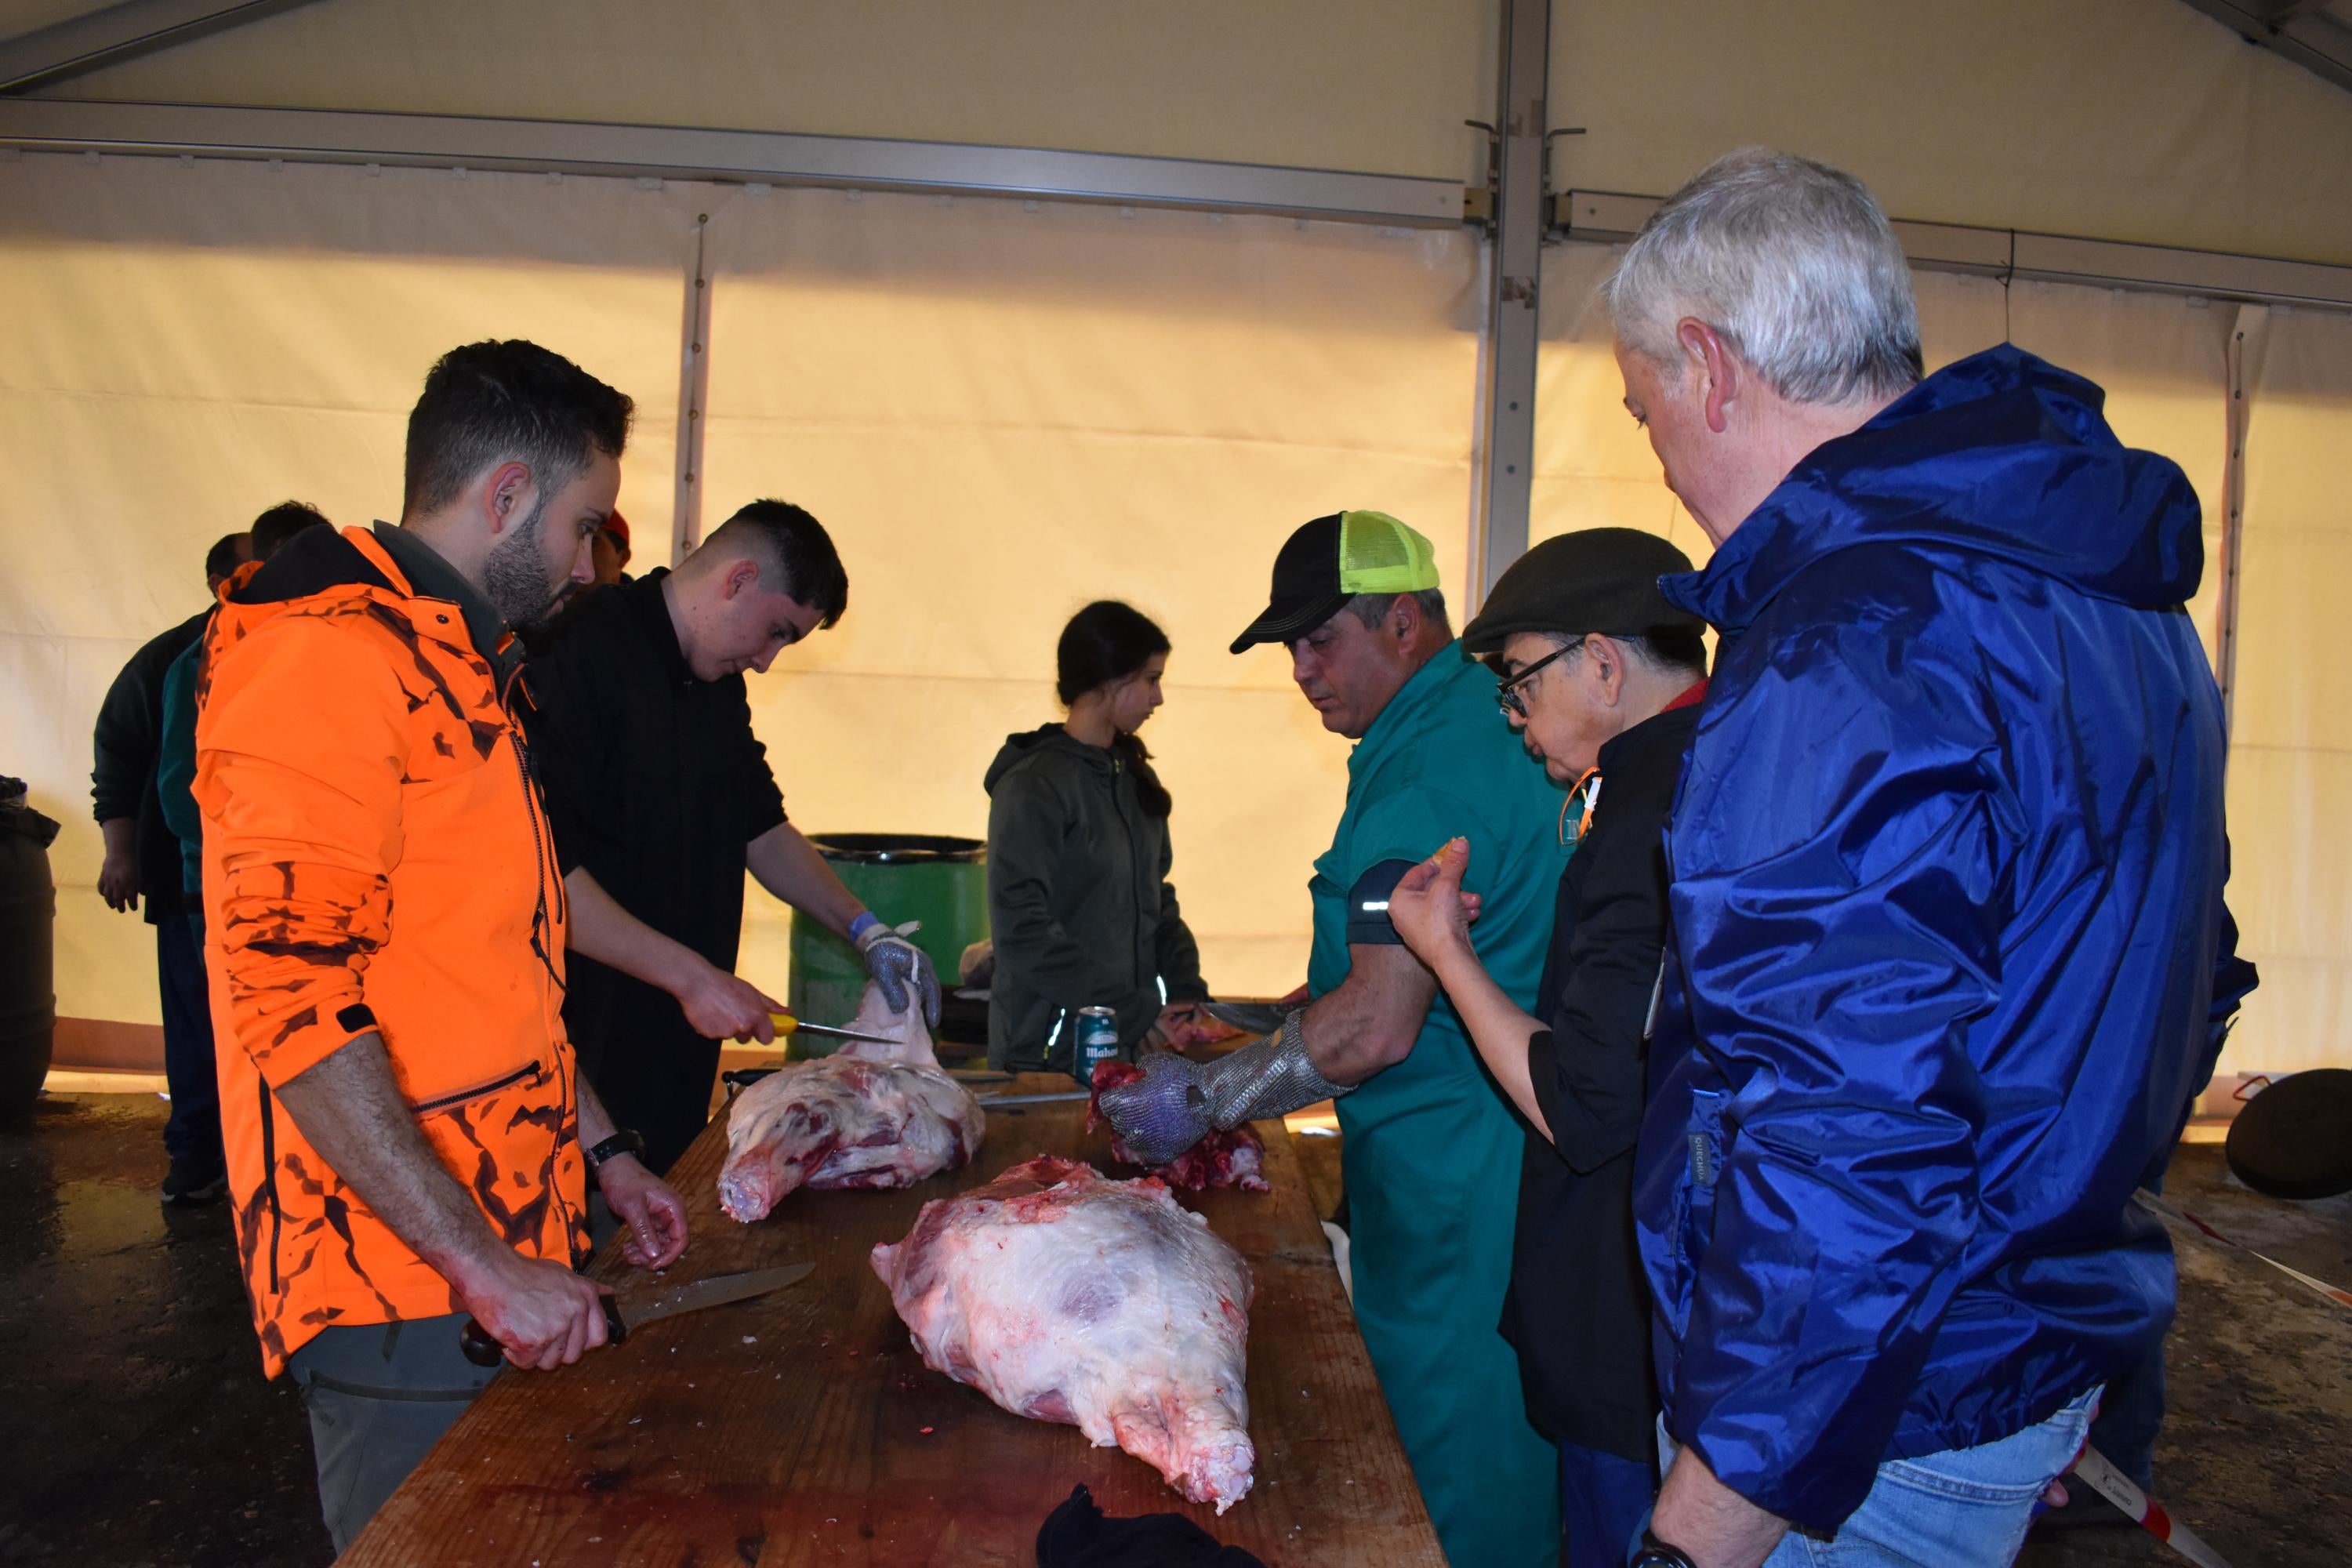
[525,499,940,1175]
[1387,527,1708,1567]
[91,528,250,1203]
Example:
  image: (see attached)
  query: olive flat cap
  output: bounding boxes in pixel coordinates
[1460,528,1707,655]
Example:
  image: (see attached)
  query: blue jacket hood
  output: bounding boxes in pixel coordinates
[1664,345,2204,633]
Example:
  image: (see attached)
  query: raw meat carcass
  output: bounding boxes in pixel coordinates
[717,983,983,1223]
[1088,1061,1269,1193]
[871,1156,1257,1512]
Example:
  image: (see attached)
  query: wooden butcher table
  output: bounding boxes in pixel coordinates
[343,1073,1442,1566]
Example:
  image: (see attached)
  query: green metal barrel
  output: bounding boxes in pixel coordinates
[785,833,988,1055]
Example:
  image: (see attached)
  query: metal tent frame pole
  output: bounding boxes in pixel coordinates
[1465,0,1552,612]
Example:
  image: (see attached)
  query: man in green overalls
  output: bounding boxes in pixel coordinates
[1101,510,1566,1565]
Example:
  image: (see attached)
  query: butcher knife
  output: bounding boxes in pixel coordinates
[766,1012,900,1047]
[458,1261,815,1366]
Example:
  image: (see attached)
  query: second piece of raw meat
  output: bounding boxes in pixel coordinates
[871,1155,1257,1512]
[717,982,984,1222]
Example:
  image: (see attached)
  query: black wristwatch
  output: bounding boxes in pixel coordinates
[583,1128,646,1176]
[1630,1528,1699,1568]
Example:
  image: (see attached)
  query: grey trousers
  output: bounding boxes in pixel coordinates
[286,1312,501,1554]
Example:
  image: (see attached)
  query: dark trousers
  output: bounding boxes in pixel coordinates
[2091,1166,2172,1490]
[155,914,222,1168]
[1559,1439,1654,1566]
[287,1313,500,1553]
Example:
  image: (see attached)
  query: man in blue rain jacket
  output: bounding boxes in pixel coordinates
[1603,150,2255,1568]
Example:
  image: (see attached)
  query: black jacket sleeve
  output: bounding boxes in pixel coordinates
[91,616,203,824]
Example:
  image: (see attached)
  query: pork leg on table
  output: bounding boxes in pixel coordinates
[871,1155,1257,1512]
[717,982,983,1223]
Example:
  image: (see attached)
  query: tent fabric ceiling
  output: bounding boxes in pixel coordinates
[16,0,2352,265]
[0,1,119,38]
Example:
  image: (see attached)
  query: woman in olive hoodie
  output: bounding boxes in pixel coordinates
[985,601,1209,1074]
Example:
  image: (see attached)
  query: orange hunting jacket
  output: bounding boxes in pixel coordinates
[194,524,589,1377]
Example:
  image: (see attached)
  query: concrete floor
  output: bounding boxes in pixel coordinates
[3,1091,2346,1566]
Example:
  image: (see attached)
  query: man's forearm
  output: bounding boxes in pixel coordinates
[274,1033,510,1293]
[1653,1441,1791,1568]
[100,817,137,856]
[576,1072,619,1150]
[745,822,866,938]
[1423,937,1550,1138]
[1299,945,1439,1086]
[564,866,710,997]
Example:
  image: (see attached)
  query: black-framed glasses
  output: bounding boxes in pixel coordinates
[1497,637,1586,718]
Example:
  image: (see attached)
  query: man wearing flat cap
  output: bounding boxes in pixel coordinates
[1101,510,1568,1566]
[1387,526,1710,1566]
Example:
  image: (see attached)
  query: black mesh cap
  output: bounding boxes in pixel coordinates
[1229,510,1441,654]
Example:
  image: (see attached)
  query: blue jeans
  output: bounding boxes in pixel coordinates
[156,913,222,1167]
[1656,1387,2100,1567]
[1561,1440,1654,1566]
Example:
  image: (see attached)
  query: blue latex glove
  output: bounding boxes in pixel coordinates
[854,916,942,1029]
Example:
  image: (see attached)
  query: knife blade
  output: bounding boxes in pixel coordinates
[459,1261,814,1366]
[768,1012,900,1047]
[975,1088,1095,1107]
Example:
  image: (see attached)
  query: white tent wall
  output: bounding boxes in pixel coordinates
[695,189,1480,1003]
[0,151,695,1044]
[2232,308,2352,1078]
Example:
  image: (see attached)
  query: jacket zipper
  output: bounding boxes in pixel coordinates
[257,1078,282,1294]
[503,670,583,1250]
[412,1059,542,1116]
[505,724,568,993]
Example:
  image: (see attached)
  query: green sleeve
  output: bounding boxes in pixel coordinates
[155,641,204,895]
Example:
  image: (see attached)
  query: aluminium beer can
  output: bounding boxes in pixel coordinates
[1075,1005,1121,1085]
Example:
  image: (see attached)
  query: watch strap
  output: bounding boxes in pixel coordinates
[1631,1528,1700,1568]
[583,1128,645,1174]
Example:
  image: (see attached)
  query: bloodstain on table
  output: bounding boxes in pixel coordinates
[343,1074,1439,1566]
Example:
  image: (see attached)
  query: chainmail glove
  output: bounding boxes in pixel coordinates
[1098,1012,1351,1167]
[855,920,942,1029]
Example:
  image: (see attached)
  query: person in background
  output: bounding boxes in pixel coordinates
[1602,149,2255,1568]
[1386,528,1708,1566]
[590,510,633,585]
[157,501,333,938]
[527,498,941,1178]
[1100,510,1567,1566]
[91,527,251,1204]
[984,600,1210,1074]
[194,339,687,1552]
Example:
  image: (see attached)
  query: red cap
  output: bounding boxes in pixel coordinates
[601,510,630,549]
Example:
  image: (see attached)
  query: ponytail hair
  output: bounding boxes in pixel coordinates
[1057,601,1174,818]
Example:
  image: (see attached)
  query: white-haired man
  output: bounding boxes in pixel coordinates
[1607,149,2255,1568]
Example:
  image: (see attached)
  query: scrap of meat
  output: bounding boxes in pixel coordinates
[871,1156,1257,1512]
[717,983,983,1223]
[1088,1061,1269,1193]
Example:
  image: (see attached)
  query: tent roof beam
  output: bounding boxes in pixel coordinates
[2173,0,2352,98]
[0,0,324,95]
